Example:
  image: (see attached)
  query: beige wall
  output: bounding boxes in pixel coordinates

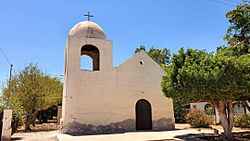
[61,24,175,134]
[190,102,208,110]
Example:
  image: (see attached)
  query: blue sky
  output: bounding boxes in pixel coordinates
[0,0,240,89]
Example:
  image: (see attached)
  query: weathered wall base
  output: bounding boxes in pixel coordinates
[62,119,135,135]
[62,118,175,135]
[153,118,175,131]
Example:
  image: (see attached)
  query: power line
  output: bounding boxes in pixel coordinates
[0,48,11,65]
[208,0,236,7]
[0,48,14,99]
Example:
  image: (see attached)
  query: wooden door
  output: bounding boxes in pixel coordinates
[136,99,152,130]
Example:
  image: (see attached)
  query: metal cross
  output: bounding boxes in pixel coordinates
[84,11,94,21]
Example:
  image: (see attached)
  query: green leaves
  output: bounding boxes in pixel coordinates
[162,48,250,103]
[224,2,250,55]
[2,63,63,112]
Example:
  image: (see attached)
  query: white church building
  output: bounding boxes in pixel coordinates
[61,20,175,135]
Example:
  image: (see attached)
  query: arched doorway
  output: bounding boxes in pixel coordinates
[136,99,152,130]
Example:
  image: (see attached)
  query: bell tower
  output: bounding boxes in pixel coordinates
[61,20,113,132]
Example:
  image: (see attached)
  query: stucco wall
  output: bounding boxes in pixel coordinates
[61,29,175,135]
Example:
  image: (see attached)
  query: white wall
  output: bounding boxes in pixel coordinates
[61,23,175,134]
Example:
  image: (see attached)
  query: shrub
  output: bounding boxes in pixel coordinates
[205,107,215,116]
[186,109,213,128]
[173,98,189,123]
[9,96,23,133]
[234,113,250,128]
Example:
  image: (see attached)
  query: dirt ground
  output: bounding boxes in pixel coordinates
[12,123,59,141]
[175,124,250,133]
[175,124,250,141]
[11,123,250,141]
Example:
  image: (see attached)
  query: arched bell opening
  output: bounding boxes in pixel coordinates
[80,44,100,71]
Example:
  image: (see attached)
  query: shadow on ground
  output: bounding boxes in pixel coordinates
[146,132,250,141]
[16,122,59,133]
[11,137,23,140]
[19,128,58,133]
[146,140,178,141]
[173,131,250,141]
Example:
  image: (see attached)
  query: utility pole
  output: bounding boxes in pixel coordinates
[8,64,13,94]
[7,64,13,106]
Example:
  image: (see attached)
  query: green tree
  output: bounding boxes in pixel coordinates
[224,1,250,55]
[135,45,146,53]
[224,1,250,112]
[135,45,170,65]
[162,48,250,140]
[172,98,189,123]
[2,64,63,131]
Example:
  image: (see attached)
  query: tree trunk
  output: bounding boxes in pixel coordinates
[227,101,234,140]
[31,111,37,127]
[242,101,250,112]
[25,110,32,132]
[214,100,234,141]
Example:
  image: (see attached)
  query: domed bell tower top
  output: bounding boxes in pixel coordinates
[65,14,112,74]
[69,21,106,40]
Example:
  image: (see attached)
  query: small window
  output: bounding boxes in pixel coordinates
[139,60,144,65]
